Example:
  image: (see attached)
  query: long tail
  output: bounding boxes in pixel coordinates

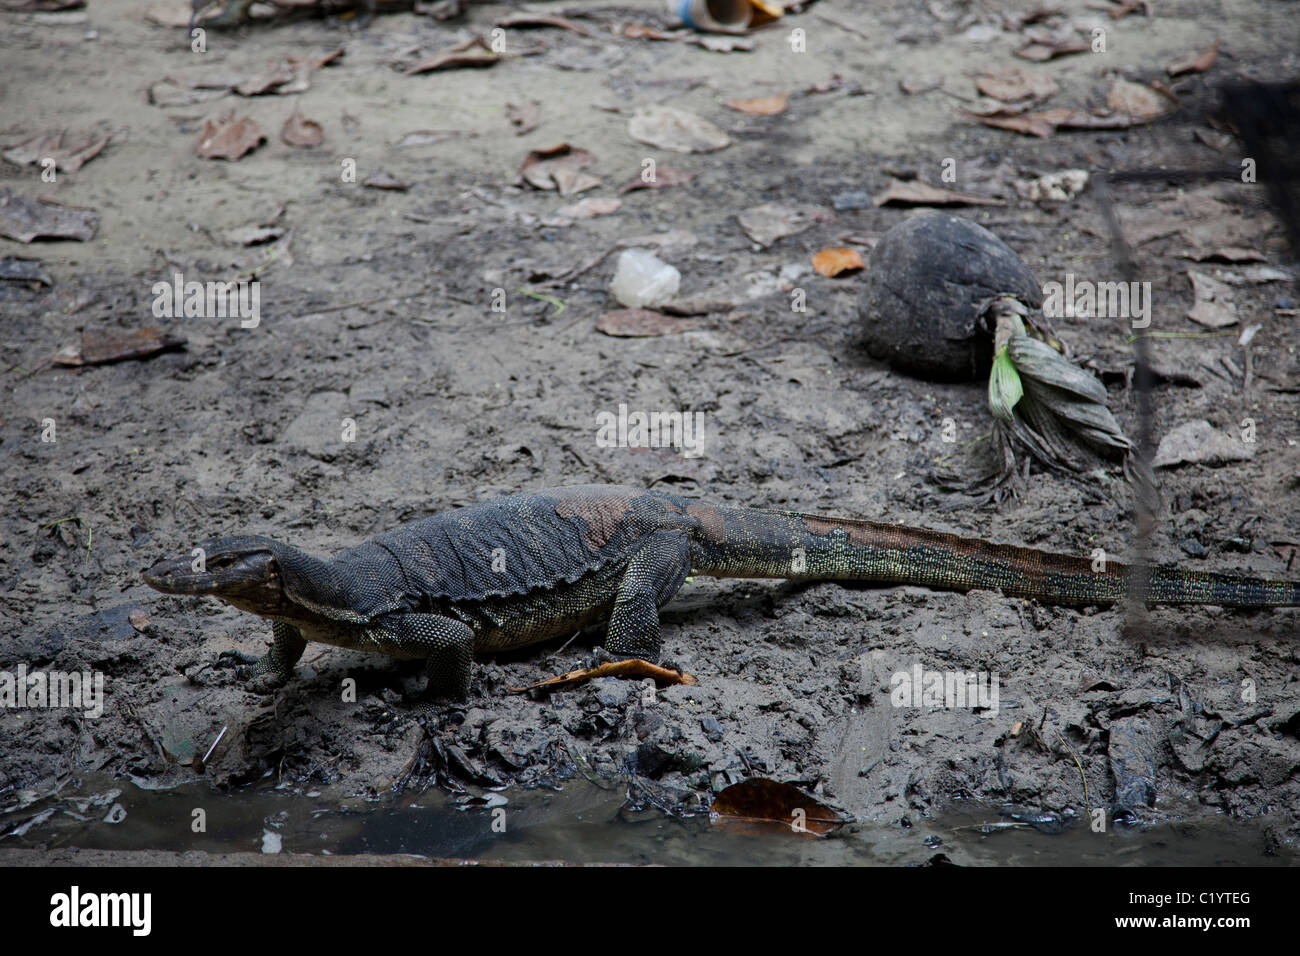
[686,506,1300,607]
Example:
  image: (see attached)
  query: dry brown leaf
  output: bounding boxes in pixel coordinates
[508,658,696,692]
[363,171,410,191]
[505,100,540,135]
[1186,270,1237,327]
[281,108,323,148]
[873,179,1005,207]
[494,12,595,35]
[1014,37,1089,61]
[52,328,186,366]
[619,166,694,193]
[737,202,833,247]
[224,225,284,245]
[627,106,730,153]
[197,112,264,160]
[975,66,1058,103]
[1167,37,1220,76]
[405,36,499,75]
[711,779,850,837]
[2,129,109,172]
[1186,246,1265,263]
[0,189,99,242]
[1107,79,1178,122]
[621,23,675,40]
[812,247,865,276]
[1105,0,1150,19]
[900,76,941,95]
[519,143,600,195]
[968,107,1056,138]
[596,309,702,337]
[554,197,621,219]
[724,93,790,115]
[1194,128,1233,151]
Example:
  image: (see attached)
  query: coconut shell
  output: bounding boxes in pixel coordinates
[859,214,1042,381]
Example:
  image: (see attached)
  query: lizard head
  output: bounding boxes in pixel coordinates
[143,536,293,616]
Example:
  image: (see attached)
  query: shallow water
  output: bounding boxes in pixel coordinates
[4,775,1294,866]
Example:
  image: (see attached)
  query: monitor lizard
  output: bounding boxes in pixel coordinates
[143,484,1299,699]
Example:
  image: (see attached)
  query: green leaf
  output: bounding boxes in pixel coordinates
[988,348,1023,422]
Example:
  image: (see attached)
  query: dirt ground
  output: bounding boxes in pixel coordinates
[2,0,1299,857]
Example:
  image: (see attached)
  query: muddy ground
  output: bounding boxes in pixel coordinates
[2,0,1299,858]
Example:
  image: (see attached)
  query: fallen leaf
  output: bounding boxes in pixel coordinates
[281,108,323,148]
[968,107,1056,138]
[621,23,675,40]
[619,166,694,193]
[1014,37,1089,61]
[224,225,284,245]
[1185,246,1265,263]
[1107,78,1178,122]
[394,129,477,149]
[52,328,186,366]
[596,309,702,337]
[737,201,833,247]
[197,112,264,161]
[807,75,846,94]
[812,247,865,276]
[661,298,736,316]
[554,197,621,219]
[711,779,850,837]
[1186,270,1237,327]
[975,66,1058,103]
[405,36,499,75]
[235,63,296,97]
[1168,37,1219,76]
[494,12,594,35]
[0,190,98,242]
[1154,419,1252,468]
[0,256,54,286]
[724,93,790,115]
[873,179,1005,207]
[1194,128,1233,151]
[2,129,109,172]
[508,658,696,691]
[505,100,540,135]
[362,171,411,191]
[519,143,600,195]
[900,76,941,94]
[1105,0,1150,18]
[627,106,731,153]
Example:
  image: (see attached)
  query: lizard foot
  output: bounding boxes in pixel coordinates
[217,649,289,693]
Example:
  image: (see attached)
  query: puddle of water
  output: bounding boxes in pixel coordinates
[4,776,1294,866]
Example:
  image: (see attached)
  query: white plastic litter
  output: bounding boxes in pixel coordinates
[610,248,681,308]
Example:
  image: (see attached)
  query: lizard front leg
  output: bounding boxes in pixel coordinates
[220,620,306,692]
[372,614,476,701]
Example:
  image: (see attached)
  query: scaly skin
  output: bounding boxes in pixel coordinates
[142,484,1300,699]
